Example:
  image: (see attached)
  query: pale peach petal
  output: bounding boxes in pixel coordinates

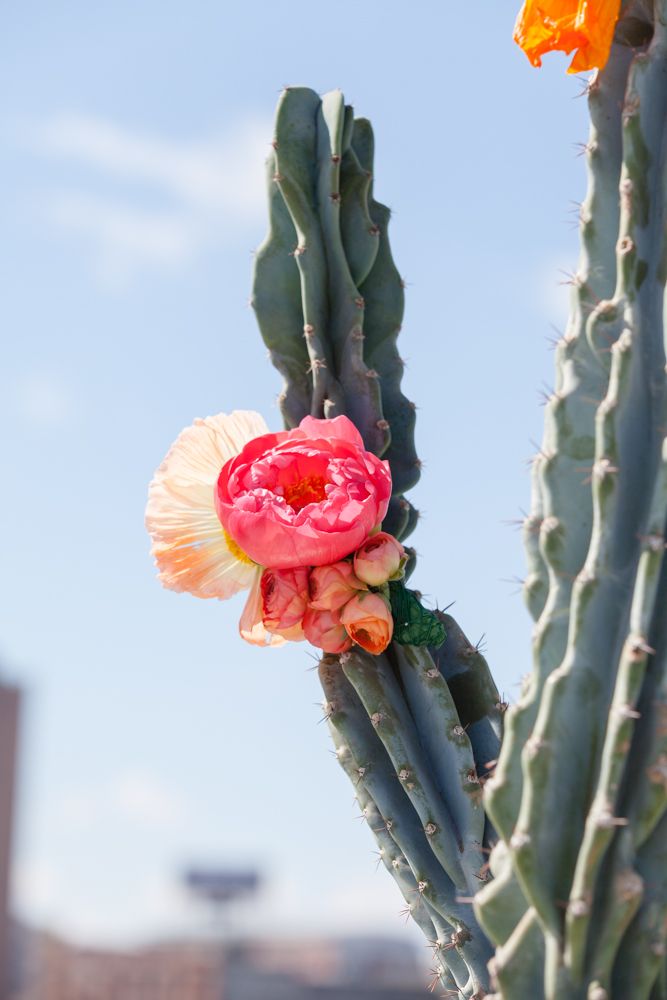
[146,411,268,599]
[239,571,286,647]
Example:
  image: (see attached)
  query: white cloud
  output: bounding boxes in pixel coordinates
[36,112,270,219]
[27,111,273,285]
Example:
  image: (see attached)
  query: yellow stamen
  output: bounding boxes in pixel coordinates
[224,530,255,566]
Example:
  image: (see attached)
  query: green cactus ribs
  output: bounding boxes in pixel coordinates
[252,87,421,546]
[478,2,667,995]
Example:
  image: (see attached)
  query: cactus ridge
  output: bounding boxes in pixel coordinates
[478,5,667,995]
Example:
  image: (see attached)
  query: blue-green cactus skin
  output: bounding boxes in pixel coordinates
[477,4,667,996]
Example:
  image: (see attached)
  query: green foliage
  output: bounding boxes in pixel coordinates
[388,581,447,647]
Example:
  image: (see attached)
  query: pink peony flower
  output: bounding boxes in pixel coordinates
[353,531,406,587]
[309,560,367,612]
[215,415,391,570]
[340,592,393,655]
[260,567,309,639]
[303,606,353,654]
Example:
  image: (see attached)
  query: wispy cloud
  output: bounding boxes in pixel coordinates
[28,112,273,285]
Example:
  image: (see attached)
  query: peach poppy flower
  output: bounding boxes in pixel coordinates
[146,411,282,646]
[514,0,621,73]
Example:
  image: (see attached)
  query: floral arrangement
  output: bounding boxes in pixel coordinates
[146,411,445,655]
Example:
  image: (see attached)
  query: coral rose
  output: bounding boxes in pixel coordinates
[340,592,393,655]
[260,567,308,640]
[353,532,405,587]
[303,607,352,654]
[309,560,366,612]
[215,415,391,570]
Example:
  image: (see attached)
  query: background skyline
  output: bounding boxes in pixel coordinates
[2,1,589,949]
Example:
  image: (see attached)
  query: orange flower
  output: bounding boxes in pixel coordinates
[340,592,393,656]
[514,0,621,73]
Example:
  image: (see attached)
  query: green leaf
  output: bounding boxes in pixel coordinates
[389,581,446,648]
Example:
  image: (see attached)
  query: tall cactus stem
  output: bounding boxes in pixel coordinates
[509,10,667,941]
[485,45,633,842]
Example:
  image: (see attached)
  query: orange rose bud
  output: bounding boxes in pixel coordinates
[514,0,621,74]
[340,592,393,655]
[261,567,309,639]
[303,606,353,654]
[353,531,405,587]
[309,560,367,612]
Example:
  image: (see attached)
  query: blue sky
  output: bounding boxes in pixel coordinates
[1,1,589,948]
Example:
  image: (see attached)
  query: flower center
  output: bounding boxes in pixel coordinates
[283,474,327,512]
[223,529,255,566]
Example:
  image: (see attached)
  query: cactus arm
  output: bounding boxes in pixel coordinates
[251,151,311,427]
[315,92,389,456]
[485,46,633,843]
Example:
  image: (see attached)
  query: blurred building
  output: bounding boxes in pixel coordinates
[10,931,432,1000]
[11,930,225,1000]
[0,683,20,1000]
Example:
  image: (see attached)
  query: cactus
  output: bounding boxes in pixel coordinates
[251,1,667,992]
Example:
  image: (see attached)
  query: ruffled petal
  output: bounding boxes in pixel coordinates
[146,411,268,599]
